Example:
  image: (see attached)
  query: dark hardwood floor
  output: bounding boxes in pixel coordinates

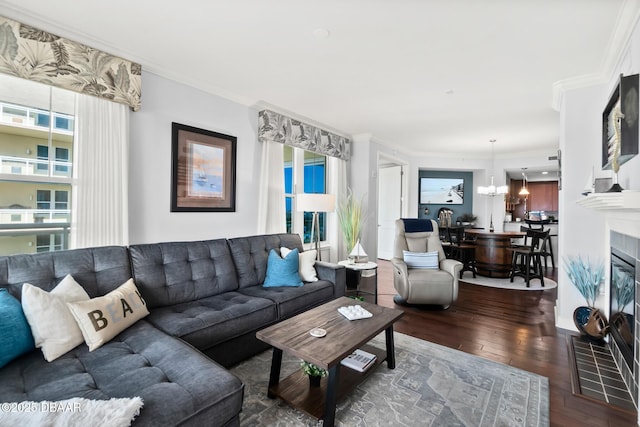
[374,259,637,427]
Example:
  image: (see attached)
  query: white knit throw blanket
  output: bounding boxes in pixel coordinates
[0,397,143,427]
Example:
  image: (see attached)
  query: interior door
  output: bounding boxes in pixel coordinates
[377,165,402,260]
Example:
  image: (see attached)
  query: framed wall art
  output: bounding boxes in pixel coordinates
[171,122,237,212]
[602,73,639,170]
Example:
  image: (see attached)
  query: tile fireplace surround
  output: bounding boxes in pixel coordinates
[577,191,640,418]
[609,230,640,408]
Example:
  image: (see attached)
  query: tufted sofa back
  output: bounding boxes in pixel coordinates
[0,246,132,300]
[227,233,304,288]
[129,239,238,309]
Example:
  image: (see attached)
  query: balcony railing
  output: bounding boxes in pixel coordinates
[0,209,71,225]
[0,155,72,178]
[0,101,74,134]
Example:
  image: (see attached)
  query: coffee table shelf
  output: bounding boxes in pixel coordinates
[268,344,386,420]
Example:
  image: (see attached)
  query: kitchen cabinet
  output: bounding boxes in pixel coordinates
[505,179,558,219]
[528,182,558,211]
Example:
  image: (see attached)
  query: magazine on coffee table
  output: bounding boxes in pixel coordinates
[340,348,377,372]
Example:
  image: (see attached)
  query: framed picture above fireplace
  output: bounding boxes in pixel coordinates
[602,73,639,170]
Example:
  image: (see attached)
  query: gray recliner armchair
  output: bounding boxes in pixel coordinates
[391,218,462,308]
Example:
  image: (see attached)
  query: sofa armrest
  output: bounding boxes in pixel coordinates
[390,257,409,300]
[439,258,462,301]
[439,258,462,277]
[314,261,346,297]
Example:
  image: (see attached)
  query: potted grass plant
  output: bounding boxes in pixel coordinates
[564,256,609,339]
[336,188,366,255]
[300,360,327,387]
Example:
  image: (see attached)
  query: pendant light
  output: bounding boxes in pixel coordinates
[477,139,508,196]
[519,168,530,196]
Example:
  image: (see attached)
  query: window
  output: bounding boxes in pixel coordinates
[0,74,75,255]
[284,146,328,243]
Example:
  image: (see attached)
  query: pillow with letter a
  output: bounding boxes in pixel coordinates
[66,279,149,351]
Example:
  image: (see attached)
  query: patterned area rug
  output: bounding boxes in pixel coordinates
[462,276,557,291]
[231,332,549,426]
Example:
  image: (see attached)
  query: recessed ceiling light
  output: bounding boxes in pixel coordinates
[313,28,330,39]
[542,171,548,175]
[489,139,496,142]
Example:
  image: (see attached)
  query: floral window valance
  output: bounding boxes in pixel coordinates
[258,109,350,160]
[0,15,141,111]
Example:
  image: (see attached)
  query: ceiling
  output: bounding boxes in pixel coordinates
[1,1,636,158]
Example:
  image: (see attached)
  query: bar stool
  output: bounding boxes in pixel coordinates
[509,228,549,287]
[448,227,477,279]
[525,223,555,269]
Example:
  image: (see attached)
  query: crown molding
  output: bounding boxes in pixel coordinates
[551,0,640,111]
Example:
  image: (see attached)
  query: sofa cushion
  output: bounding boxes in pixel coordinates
[263,249,303,288]
[67,279,150,351]
[129,239,239,309]
[238,280,335,319]
[21,275,90,362]
[0,289,34,368]
[145,292,277,350]
[0,320,244,427]
[228,234,304,288]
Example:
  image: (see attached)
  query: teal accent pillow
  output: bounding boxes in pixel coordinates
[263,248,303,287]
[0,289,35,368]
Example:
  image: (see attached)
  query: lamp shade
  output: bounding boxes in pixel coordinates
[296,193,336,212]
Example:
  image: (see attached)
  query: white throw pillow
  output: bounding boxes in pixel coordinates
[67,279,149,351]
[21,275,90,362]
[281,247,318,282]
[403,250,439,269]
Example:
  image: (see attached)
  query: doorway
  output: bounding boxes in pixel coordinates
[377,155,407,260]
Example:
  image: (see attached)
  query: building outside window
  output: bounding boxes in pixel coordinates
[284,145,328,244]
[0,74,75,255]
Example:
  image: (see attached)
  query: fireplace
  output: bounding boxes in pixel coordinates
[609,231,640,406]
[610,248,636,369]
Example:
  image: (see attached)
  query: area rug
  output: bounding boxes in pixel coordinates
[461,275,557,291]
[231,332,549,426]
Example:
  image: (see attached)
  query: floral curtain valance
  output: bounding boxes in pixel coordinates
[0,15,141,111]
[258,109,350,160]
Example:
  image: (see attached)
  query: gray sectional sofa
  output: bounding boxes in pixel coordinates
[0,233,346,426]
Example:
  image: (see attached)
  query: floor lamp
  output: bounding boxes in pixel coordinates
[296,193,336,261]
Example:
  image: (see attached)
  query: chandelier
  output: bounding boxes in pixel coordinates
[477,139,508,196]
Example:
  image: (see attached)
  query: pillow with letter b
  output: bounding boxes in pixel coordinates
[66,279,149,351]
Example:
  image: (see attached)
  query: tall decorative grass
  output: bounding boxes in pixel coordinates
[563,256,604,307]
[337,189,365,252]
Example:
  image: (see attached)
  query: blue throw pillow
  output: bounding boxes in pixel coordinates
[263,248,304,287]
[0,289,35,368]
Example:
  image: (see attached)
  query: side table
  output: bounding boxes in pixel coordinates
[337,260,378,304]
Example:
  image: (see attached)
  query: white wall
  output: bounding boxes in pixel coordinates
[556,14,640,331]
[129,72,261,244]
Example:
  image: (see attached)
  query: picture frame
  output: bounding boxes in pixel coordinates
[602,73,639,170]
[171,122,237,212]
[420,177,464,204]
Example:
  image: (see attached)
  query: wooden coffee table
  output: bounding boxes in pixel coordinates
[255,297,403,427]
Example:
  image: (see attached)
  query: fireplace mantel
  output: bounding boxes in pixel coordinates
[576,191,640,211]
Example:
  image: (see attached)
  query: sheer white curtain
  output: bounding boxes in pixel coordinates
[257,139,286,234]
[328,156,348,261]
[71,95,129,248]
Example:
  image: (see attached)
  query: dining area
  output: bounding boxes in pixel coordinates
[439,222,556,287]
